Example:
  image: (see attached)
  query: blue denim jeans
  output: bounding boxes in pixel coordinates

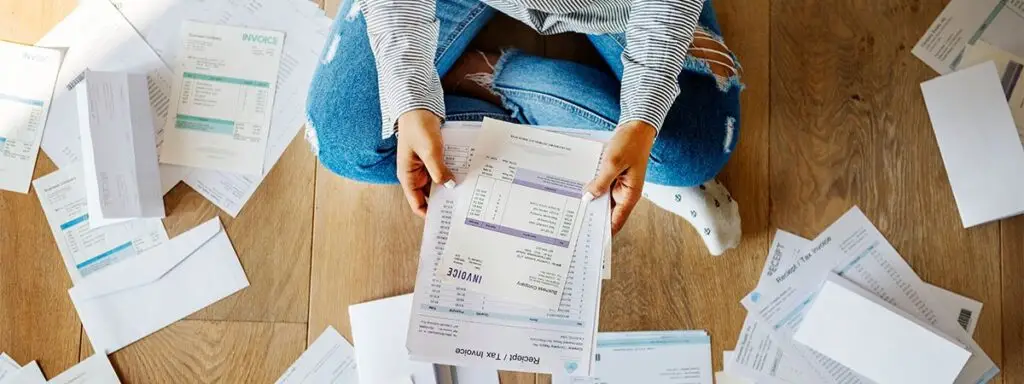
[306,0,742,187]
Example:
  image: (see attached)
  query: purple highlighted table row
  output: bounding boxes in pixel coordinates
[464,218,570,248]
[512,168,586,199]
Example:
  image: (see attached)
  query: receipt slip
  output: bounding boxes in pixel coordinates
[794,274,972,384]
[0,40,61,194]
[48,354,120,384]
[552,331,713,384]
[0,361,44,384]
[912,0,1024,74]
[349,294,437,384]
[69,217,249,354]
[921,61,1024,227]
[77,70,165,227]
[160,21,284,175]
[275,326,357,384]
[439,118,603,308]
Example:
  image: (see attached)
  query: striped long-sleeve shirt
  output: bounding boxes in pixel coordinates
[363,0,705,138]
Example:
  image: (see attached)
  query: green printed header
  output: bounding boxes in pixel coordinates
[183,72,271,88]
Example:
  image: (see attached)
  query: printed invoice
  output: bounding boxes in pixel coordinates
[0,40,61,193]
[553,331,713,384]
[743,207,998,384]
[160,21,285,175]
[33,165,168,284]
[438,118,603,308]
[912,0,1024,74]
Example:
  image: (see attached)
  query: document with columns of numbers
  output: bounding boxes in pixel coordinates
[160,21,284,175]
[0,40,62,193]
[437,118,603,308]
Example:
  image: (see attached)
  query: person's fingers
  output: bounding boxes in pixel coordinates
[586,156,627,198]
[397,146,429,217]
[412,136,454,186]
[609,168,646,234]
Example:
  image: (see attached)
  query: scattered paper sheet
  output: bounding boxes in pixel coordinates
[47,354,121,384]
[275,326,357,384]
[77,70,165,228]
[928,283,983,337]
[33,164,168,283]
[2,361,45,384]
[113,0,331,216]
[0,353,20,382]
[69,217,249,354]
[743,207,999,384]
[552,331,713,384]
[794,274,971,384]
[0,40,62,194]
[36,0,188,194]
[715,371,755,384]
[438,118,603,308]
[407,125,605,377]
[921,61,1024,227]
[159,21,284,175]
[449,367,499,384]
[912,0,1024,74]
[348,294,437,384]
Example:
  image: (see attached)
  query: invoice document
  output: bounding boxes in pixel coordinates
[0,353,19,382]
[69,217,249,354]
[37,0,188,194]
[112,0,331,216]
[349,294,437,384]
[438,118,603,308]
[77,70,165,227]
[913,0,1024,74]
[743,207,999,384]
[275,326,357,384]
[47,354,120,384]
[408,126,605,377]
[33,164,168,284]
[0,40,61,193]
[793,274,971,384]
[0,361,44,384]
[160,21,284,175]
[921,61,1024,227]
[552,331,713,384]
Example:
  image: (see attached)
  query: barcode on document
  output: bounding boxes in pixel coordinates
[957,309,973,331]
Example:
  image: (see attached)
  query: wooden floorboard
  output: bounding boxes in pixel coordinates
[769,0,1004,381]
[1001,217,1024,381]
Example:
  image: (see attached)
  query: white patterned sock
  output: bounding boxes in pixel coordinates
[642,179,741,256]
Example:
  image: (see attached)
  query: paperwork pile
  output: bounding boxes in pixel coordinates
[912,0,1024,227]
[721,207,998,384]
[0,353,119,384]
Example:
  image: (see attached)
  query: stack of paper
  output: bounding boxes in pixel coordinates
[0,40,62,194]
[721,207,998,384]
[404,121,611,377]
[275,327,358,384]
[552,330,713,384]
[0,353,120,384]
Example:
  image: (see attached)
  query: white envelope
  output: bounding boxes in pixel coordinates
[69,217,249,354]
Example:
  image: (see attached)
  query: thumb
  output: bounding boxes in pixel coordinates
[586,159,625,198]
[417,146,455,187]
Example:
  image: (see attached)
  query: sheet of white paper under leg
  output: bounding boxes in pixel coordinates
[48,354,121,384]
[921,61,1024,227]
[0,40,62,194]
[275,326,357,384]
[33,164,169,284]
[36,0,188,193]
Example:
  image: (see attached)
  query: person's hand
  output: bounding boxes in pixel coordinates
[397,109,454,217]
[585,121,658,234]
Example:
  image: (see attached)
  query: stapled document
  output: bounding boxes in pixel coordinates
[793,274,972,384]
[1,361,44,384]
[47,354,121,384]
[36,0,188,193]
[275,326,357,384]
[552,331,713,384]
[912,0,1024,73]
[348,294,437,384]
[69,217,249,354]
[33,165,168,283]
[408,125,605,377]
[0,40,62,194]
[921,61,1024,227]
[77,70,165,227]
[160,21,284,175]
[438,118,603,308]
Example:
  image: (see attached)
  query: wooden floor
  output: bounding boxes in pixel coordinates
[1,0,1021,382]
